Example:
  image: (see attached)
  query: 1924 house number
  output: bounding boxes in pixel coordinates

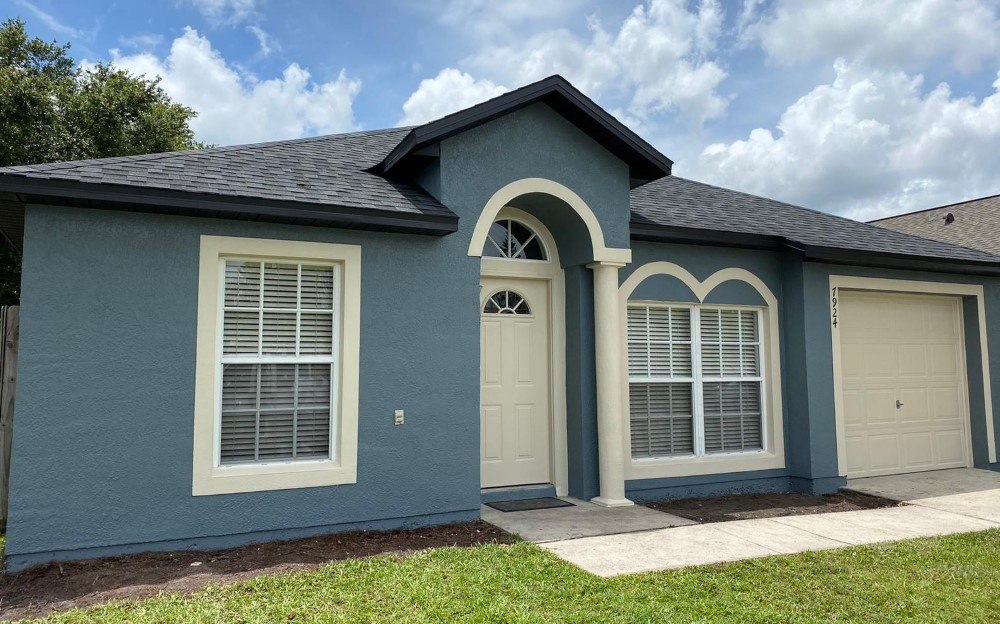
[831,286,838,328]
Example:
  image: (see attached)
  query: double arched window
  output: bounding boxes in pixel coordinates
[483,219,546,260]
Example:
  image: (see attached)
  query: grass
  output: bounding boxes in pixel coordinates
[19,529,1000,623]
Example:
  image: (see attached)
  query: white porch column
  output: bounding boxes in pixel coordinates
[587,261,633,507]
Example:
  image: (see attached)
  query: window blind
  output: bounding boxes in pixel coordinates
[700,309,762,453]
[627,305,694,458]
[219,260,338,465]
[627,304,764,459]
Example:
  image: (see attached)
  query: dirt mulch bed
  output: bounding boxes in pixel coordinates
[646,490,902,524]
[0,521,513,621]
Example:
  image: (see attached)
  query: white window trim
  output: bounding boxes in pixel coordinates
[193,235,361,495]
[619,263,786,480]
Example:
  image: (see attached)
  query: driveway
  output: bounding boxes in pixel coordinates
[494,469,1000,577]
[844,467,1000,523]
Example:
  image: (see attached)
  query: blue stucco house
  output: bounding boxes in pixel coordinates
[1,76,998,572]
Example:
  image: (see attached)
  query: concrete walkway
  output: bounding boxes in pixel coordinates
[488,469,1000,577]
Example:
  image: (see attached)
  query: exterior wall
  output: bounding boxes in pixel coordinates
[5,204,483,571]
[7,104,1000,569]
[7,104,641,568]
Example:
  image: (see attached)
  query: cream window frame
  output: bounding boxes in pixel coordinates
[193,236,361,495]
[619,262,786,481]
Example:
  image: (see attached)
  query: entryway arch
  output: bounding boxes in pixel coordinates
[471,180,634,507]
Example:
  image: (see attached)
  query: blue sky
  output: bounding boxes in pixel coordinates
[5,0,1000,220]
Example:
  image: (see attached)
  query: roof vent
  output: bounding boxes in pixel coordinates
[943,212,955,225]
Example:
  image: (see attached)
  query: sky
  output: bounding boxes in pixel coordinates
[4,0,1000,221]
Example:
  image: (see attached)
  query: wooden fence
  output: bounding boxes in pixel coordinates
[0,306,19,531]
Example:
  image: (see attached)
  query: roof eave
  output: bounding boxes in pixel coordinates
[629,221,1000,277]
[0,176,459,236]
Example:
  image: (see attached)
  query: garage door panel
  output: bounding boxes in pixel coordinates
[897,344,927,377]
[898,388,929,423]
[845,436,867,474]
[927,301,960,336]
[863,388,897,425]
[934,431,966,465]
[930,344,960,376]
[894,303,924,333]
[839,291,969,478]
[844,389,866,425]
[901,432,933,468]
[931,387,962,422]
[867,435,901,470]
[864,344,895,377]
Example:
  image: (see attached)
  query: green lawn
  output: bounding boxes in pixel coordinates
[24,529,1000,623]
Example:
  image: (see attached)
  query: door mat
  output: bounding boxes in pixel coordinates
[486,497,576,512]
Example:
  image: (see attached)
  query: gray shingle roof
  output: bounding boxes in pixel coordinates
[631,176,1000,264]
[871,194,1000,256]
[0,127,453,218]
[2,124,997,267]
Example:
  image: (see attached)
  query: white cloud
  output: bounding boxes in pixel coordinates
[399,68,508,125]
[107,27,360,145]
[745,0,1000,72]
[13,0,81,37]
[692,60,1000,220]
[246,25,278,57]
[434,0,728,125]
[118,33,163,50]
[185,0,261,25]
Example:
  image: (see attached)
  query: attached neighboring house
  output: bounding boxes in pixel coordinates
[1,76,999,572]
[871,194,1000,255]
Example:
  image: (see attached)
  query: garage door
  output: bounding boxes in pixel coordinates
[838,290,970,478]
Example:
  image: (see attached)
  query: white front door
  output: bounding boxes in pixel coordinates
[839,290,971,478]
[480,277,552,488]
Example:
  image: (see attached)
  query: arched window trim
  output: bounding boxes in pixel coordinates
[484,218,548,262]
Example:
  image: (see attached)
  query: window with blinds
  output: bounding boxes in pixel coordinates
[627,304,764,460]
[219,260,339,465]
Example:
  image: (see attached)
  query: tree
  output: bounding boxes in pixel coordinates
[0,17,204,303]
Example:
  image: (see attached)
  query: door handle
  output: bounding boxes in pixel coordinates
[896,400,904,409]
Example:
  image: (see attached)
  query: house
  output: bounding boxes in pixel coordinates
[1,76,999,573]
[871,194,1000,255]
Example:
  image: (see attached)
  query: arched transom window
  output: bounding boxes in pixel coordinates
[482,290,531,315]
[484,219,547,260]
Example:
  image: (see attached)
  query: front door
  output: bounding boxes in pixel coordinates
[480,277,551,488]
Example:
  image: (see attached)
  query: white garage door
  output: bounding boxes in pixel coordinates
[838,290,971,478]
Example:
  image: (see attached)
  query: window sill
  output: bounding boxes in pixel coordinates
[625,451,785,480]
[193,459,357,496]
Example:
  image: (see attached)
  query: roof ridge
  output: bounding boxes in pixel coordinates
[869,192,1000,223]
[0,126,414,174]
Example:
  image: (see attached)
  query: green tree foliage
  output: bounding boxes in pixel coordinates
[0,17,204,304]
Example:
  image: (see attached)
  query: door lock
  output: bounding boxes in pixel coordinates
[896,400,904,409]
